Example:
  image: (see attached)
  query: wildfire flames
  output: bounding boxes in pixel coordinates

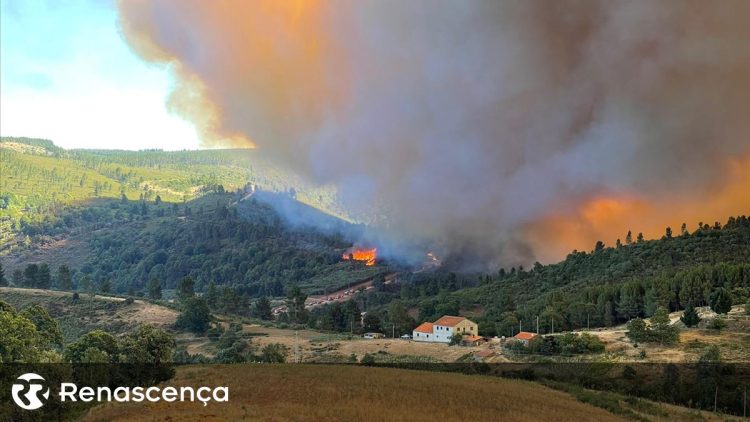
[343,247,377,266]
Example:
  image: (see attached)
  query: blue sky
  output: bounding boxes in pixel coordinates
[0,0,200,150]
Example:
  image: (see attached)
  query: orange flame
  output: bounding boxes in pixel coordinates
[343,247,377,266]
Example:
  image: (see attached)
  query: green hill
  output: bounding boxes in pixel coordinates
[0,137,344,249]
[398,217,750,335]
[0,192,381,302]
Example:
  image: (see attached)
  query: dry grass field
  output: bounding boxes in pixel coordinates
[0,286,178,328]
[82,364,629,422]
[0,287,178,342]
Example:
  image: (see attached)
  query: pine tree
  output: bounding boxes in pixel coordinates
[625,230,633,245]
[36,263,51,289]
[637,232,644,243]
[148,278,162,300]
[0,263,6,287]
[12,270,23,286]
[23,264,39,287]
[680,303,700,327]
[709,288,733,314]
[99,279,111,294]
[56,265,73,290]
[177,276,195,302]
[254,296,273,320]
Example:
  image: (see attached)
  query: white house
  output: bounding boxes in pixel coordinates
[413,315,479,343]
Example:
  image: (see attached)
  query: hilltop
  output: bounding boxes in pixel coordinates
[0,136,345,247]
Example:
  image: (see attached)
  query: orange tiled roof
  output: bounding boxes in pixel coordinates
[414,322,434,334]
[514,331,537,340]
[433,315,466,327]
[463,335,483,342]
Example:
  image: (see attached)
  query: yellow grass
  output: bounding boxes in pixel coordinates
[83,365,627,422]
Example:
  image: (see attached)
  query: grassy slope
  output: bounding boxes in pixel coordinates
[0,287,178,343]
[82,365,628,422]
[82,365,740,422]
[0,137,343,242]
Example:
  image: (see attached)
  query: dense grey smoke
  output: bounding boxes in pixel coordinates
[119,1,750,268]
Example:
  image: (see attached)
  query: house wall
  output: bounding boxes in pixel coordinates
[413,331,434,342]
[452,319,478,335]
[413,318,479,343]
[431,325,454,343]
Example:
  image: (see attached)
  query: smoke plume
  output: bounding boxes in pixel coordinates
[118,0,750,268]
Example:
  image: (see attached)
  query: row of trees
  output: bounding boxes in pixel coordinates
[0,262,74,290]
[625,307,680,344]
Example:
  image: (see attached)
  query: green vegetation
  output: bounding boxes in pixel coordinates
[3,192,381,303]
[679,302,700,327]
[709,287,733,314]
[625,307,679,344]
[507,333,605,356]
[176,297,211,334]
[373,216,750,336]
[0,298,173,363]
[1,137,342,242]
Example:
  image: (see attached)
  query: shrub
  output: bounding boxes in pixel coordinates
[449,333,463,346]
[708,317,726,331]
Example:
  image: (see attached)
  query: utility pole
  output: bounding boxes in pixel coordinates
[295,330,299,363]
[536,316,539,334]
[587,312,590,330]
[392,323,395,339]
[551,317,554,334]
[519,320,522,333]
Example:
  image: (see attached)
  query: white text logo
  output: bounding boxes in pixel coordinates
[12,373,50,410]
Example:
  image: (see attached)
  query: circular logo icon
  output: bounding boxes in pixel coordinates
[11,373,50,410]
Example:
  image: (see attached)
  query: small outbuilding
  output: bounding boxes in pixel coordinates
[512,331,537,346]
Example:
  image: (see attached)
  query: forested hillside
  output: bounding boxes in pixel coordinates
[413,217,750,335]
[0,137,343,249]
[0,192,381,301]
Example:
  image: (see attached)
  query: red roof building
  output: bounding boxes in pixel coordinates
[414,322,434,334]
[512,331,537,345]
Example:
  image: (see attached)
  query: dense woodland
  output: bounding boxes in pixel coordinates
[0,193,380,300]
[269,215,749,339]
